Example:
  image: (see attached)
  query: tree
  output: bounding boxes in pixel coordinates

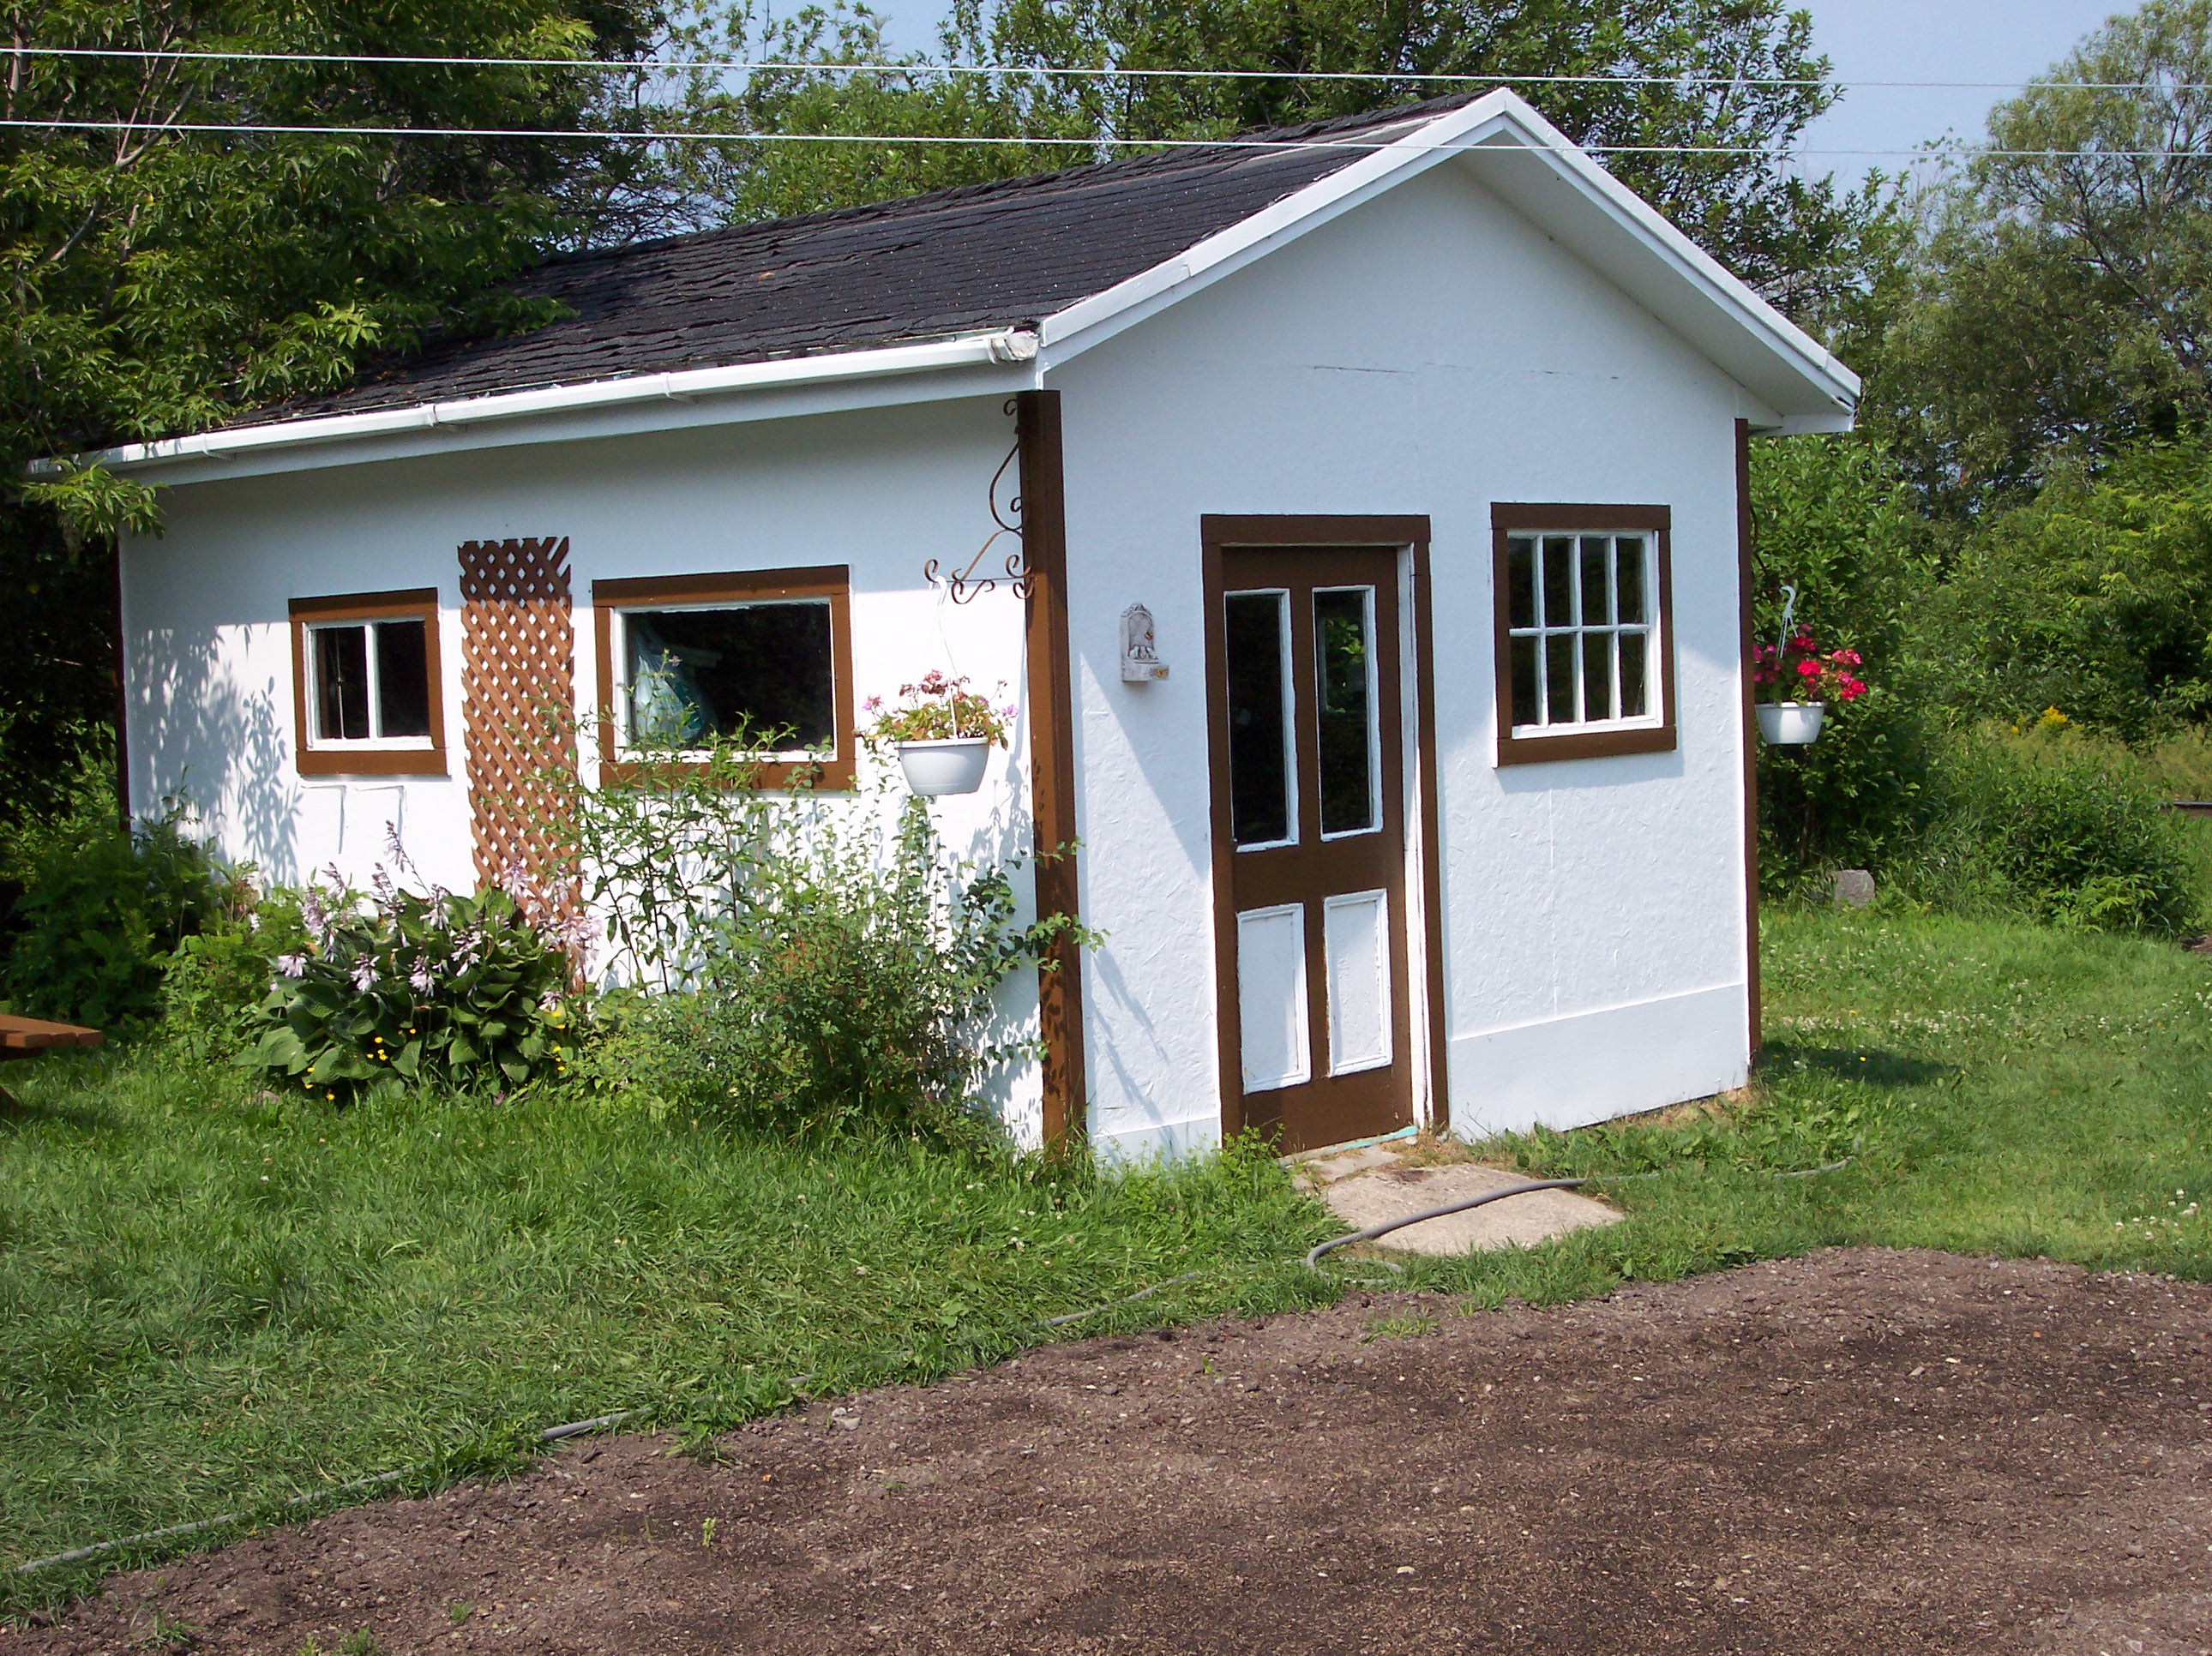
[0,0,669,831]
[1868,0,2212,513]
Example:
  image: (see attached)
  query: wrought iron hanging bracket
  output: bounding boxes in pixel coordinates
[923,398,1031,604]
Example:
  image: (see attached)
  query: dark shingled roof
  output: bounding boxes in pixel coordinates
[251,94,1476,428]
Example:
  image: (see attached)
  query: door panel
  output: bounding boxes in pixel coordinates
[1235,903,1311,1092]
[1211,547,1413,1152]
[1323,889,1392,1076]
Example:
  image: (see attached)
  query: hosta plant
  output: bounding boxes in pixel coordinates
[243,852,582,1101]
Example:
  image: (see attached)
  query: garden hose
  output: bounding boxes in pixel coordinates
[1302,1179,1592,1272]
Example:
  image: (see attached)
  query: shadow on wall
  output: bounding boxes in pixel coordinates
[131,625,298,878]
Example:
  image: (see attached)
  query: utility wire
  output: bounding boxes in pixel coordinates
[1,117,2195,158]
[12,46,2212,95]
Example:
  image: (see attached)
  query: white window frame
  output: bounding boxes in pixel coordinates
[1503,529,1665,740]
[1313,583,1384,843]
[302,617,437,752]
[1227,586,1300,854]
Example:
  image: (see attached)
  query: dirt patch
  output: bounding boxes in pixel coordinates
[10,1248,2212,1654]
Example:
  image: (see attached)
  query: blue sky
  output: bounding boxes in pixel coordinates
[1797,0,2129,170]
[873,0,2132,179]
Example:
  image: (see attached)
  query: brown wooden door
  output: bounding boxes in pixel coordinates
[1209,547,1413,1153]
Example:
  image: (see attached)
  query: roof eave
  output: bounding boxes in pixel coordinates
[63,328,1043,479]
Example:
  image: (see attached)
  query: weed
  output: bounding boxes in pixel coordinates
[700,1516,717,1549]
[447,1603,473,1627]
[1362,1313,1437,1341]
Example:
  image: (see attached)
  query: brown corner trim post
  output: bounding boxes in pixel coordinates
[1735,419,1763,1065]
[110,539,131,829]
[1016,390,1087,1149]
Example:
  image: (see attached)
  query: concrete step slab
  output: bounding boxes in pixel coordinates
[1319,1162,1622,1256]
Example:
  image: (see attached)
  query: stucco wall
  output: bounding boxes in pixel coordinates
[1051,159,1761,1159]
[123,397,1048,1140]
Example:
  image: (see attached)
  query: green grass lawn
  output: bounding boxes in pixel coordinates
[3,906,2210,1599]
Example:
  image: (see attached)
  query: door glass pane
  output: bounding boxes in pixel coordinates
[374,620,431,739]
[313,625,370,742]
[1313,588,1377,837]
[1506,538,1536,629]
[1582,631,1613,723]
[1545,634,1577,725]
[1541,537,1572,627]
[1580,537,1612,624]
[1620,631,1649,717]
[625,601,835,750]
[1226,591,1292,846]
[1616,537,1646,625]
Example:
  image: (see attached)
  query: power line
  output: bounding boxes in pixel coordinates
[0,117,2196,159]
[8,45,2206,94]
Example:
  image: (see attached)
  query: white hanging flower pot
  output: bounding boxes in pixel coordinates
[1758,701,1825,746]
[895,737,992,796]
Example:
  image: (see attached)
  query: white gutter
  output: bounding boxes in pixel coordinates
[80,327,1039,474]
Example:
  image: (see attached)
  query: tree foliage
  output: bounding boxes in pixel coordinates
[1867,0,2212,511]
[0,0,673,830]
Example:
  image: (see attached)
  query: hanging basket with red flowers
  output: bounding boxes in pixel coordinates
[1752,626,1866,747]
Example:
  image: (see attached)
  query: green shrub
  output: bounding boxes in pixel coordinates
[570,794,1080,1145]
[1758,684,1936,891]
[242,874,580,1101]
[162,888,310,1060]
[0,813,223,1028]
[534,713,1085,1144]
[1900,725,2200,933]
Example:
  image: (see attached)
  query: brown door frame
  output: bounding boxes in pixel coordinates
[1199,513,1448,1144]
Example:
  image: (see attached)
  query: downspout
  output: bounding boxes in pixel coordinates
[1014,390,1087,1149]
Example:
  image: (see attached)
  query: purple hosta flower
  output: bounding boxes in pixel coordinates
[383,825,425,887]
[409,956,434,995]
[370,863,397,914]
[274,952,308,979]
[497,856,533,907]
[299,886,331,947]
[451,925,483,973]
[538,990,563,1014]
[351,957,378,993]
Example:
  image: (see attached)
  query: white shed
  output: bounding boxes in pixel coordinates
[99,89,1858,1161]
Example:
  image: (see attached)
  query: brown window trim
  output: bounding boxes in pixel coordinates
[590,565,857,790]
[288,588,448,777]
[1491,502,1676,767]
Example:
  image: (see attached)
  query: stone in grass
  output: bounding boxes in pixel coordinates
[1833,868,1876,909]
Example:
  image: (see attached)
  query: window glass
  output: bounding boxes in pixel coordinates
[1541,536,1573,627]
[374,620,431,739]
[1225,591,1292,847]
[1503,531,1656,735]
[623,601,835,751]
[1313,588,1377,837]
[1506,537,1536,629]
[313,626,370,742]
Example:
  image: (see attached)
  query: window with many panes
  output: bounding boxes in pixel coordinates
[1492,505,1674,765]
[288,590,447,776]
[592,567,856,788]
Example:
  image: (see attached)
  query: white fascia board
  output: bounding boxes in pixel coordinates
[81,328,1041,478]
[1034,88,1860,427]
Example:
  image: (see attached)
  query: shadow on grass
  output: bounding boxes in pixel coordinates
[1759,1042,1958,1090]
[0,1089,108,1133]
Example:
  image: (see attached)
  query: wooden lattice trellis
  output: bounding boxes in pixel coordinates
[459,537,579,918]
